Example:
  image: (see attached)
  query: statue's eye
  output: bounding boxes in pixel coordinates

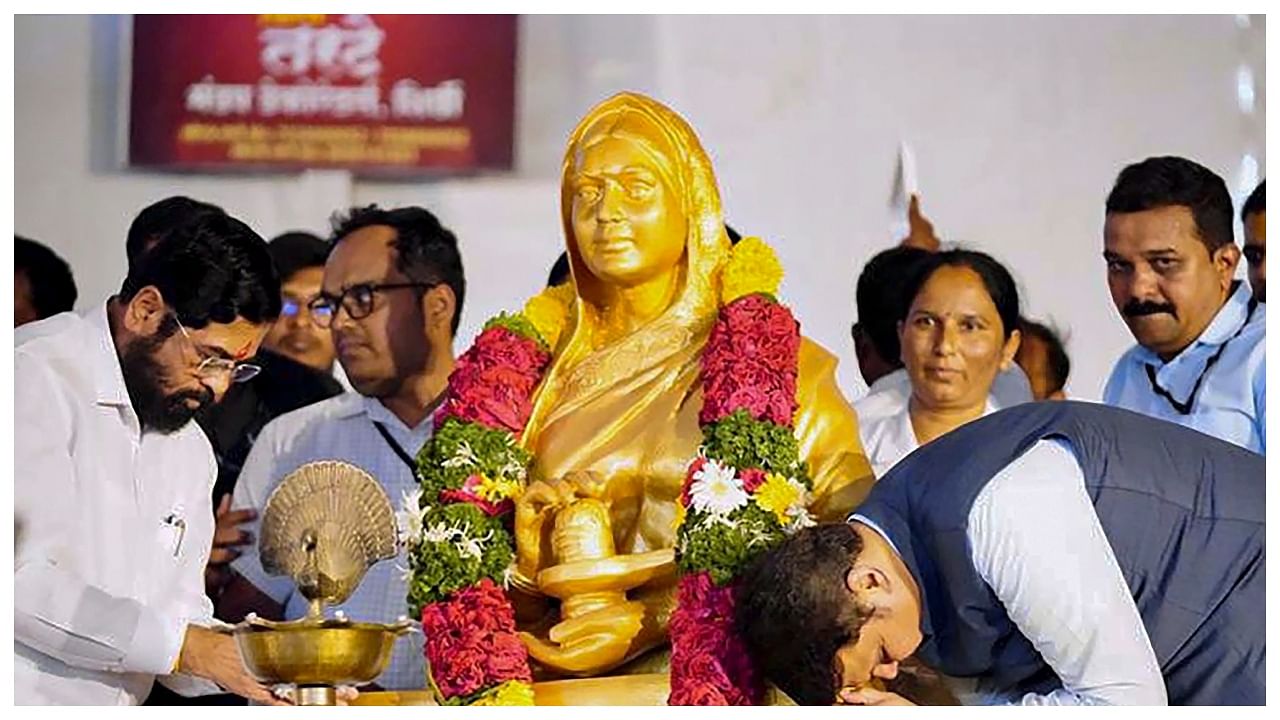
[576,184,601,202]
[626,181,654,200]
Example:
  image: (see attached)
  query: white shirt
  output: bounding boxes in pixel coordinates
[1103,282,1265,454]
[857,379,1014,477]
[854,366,1033,470]
[854,439,1167,705]
[14,304,220,705]
[230,392,432,690]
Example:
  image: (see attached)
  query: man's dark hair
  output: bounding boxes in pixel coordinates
[1242,179,1265,222]
[1105,156,1234,253]
[268,231,330,282]
[330,205,466,336]
[119,212,281,328]
[737,524,873,706]
[15,235,78,319]
[1019,317,1071,396]
[901,248,1021,340]
[125,195,226,269]
[854,246,932,366]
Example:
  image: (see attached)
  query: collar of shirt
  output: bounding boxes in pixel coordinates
[1133,281,1254,376]
[87,302,132,409]
[863,396,998,476]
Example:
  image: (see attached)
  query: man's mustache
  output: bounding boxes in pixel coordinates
[1123,300,1177,318]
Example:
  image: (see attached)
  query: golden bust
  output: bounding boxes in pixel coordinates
[511,92,875,679]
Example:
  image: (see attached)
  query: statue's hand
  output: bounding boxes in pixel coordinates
[515,472,611,577]
[519,601,645,676]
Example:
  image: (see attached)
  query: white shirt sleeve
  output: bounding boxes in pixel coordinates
[13,353,188,676]
[228,421,297,605]
[967,439,1167,706]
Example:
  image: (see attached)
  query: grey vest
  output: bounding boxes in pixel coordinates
[855,401,1264,704]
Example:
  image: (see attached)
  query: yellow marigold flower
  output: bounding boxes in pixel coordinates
[476,474,522,502]
[753,472,803,525]
[469,680,536,706]
[720,235,784,304]
[672,499,687,531]
[522,282,575,350]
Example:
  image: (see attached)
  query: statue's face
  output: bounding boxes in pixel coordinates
[570,135,687,288]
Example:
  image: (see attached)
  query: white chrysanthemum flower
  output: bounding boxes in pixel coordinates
[784,505,817,535]
[396,488,426,546]
[689,459,748,515]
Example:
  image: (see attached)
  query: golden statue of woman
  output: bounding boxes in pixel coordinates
[511,92,875,680]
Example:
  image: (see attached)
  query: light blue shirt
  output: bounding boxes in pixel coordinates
[1103,282,1265,454]
[231,393,432,690]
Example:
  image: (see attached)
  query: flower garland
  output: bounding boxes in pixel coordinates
[405,237,809,706]
[404,308,563,705]
[668,240,814,706]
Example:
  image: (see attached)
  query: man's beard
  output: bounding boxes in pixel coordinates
[121,334,213,434]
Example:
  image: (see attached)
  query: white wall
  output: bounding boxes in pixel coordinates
[14,14,1265,401]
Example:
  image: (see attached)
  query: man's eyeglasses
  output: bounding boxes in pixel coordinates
[307,282,437,329]
[173,315,262,384]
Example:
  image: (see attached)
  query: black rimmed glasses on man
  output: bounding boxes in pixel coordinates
[306,282,438,328]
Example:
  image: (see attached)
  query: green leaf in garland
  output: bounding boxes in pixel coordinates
[417,418,532,504]
[701,410,810,487]
[675,503,786,585]
[483,312,547,351]
[406,504,514,615]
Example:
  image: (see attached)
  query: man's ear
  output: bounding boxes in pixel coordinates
[1212,243,1241,290]
[122,286,167,335]
[846,563,892,601]
[422,284,457,337]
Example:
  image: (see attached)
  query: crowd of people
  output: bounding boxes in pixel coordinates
[12,152,1265,705]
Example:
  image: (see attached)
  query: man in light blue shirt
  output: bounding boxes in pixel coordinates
[1100,156,1264,454]
[216,205,465,690]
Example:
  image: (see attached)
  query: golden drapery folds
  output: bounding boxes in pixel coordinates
[512,92,875,679]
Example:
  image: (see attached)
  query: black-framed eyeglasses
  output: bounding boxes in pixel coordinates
[172,315,262,384]
[307,282,437,328]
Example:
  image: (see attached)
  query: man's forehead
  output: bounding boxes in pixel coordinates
[197,319,266,360]
[324,227,400,288]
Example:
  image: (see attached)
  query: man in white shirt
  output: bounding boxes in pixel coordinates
[14,211,287,705]
[216,205,464,691]
[1100,156,1265,454]
[737,402,1263,706]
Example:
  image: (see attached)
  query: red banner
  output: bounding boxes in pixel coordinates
[129,14,517,174]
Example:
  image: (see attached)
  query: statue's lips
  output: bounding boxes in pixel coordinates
[593,238,635,253]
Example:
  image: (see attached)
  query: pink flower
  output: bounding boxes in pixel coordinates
[668,573,763,706]
[669,681,730,706]
[737,468,767,493]
[438,475,516,517]
[680,457,707,508]
[436,327,550,434]
[421,580,532,699]
[700,296,800,427]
